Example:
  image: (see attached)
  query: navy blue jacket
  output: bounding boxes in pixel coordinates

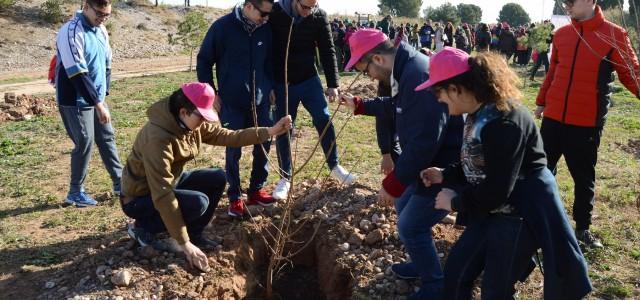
[197,8,274,109]
[355,43,463,197]
[512,169,593,299]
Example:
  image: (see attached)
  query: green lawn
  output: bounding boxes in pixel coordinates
[0,70,638,298]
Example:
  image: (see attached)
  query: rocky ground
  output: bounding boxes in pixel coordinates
[0,92,56,122]
[5,181,463,300]
[0,0,227,74]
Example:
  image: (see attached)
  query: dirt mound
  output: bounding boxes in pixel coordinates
[0,92,56,122]
[7,181,461,300]
[349,82,380,99]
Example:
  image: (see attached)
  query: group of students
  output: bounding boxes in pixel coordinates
[54,0,638,298]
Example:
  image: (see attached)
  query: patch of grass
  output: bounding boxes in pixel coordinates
[0,76,39,85]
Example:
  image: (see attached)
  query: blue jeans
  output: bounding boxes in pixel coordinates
[59,105,122,194]
[274,76,339,178]
[395,184,449,296]
[219,102,272,200]
[121,168,226,237]
[443,214,537,300]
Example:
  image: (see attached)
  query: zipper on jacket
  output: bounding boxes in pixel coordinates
[562,28,583,123]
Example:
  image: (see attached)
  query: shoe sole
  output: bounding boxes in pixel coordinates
[64,198,95,207]
[227,210,244,218]
[127,226,149,247]
[391,266,420,280]
[246,200,275,207]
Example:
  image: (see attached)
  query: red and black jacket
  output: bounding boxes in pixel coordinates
[536,6,640,128]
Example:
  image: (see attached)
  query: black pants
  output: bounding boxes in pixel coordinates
[122,168,226,237]
[540,118,602,230]
[530,51,549,78]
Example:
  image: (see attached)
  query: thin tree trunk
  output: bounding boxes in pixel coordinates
[189,49,193,71]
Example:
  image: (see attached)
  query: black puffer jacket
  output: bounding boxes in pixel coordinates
[269,0,339,87]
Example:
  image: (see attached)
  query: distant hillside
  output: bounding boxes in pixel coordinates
[0,0,228,73]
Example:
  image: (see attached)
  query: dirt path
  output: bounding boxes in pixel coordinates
[0,56,194,96]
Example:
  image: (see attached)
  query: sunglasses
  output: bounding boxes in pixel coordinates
[297,0,317,11]
[89,4,111,19]
[253,3,271,17]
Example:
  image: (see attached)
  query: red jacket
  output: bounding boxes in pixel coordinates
[536,6,640,127]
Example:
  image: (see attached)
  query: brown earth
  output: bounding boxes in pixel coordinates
[0,181,463,300]
[0,92,56,122]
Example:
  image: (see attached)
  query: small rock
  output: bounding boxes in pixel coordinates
[396,280,410,294]
[338,242,350,251]
[111,269,132,287]
[438,253,445,258]
[96,265,108,276]
[380,224,391,230]
[347,232,365,245]
[167,264,180,273]
[140,245,158,258]
[252,215,264,222]
[359,219,372,232]
[365,229,385,245]
[45,281,56,289]
[370,249,384,259]
[4,92,16,104]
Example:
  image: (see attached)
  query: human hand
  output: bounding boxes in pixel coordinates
[380,154,394,175]
[268,115,293,136]
[534,105,544,119]
[95,101,111,124]
[378,187,396,207]
[420,167,443,187]
[435,188,457,212]
[180,241,210,272]
[339,92,357,112]
[326,87,339,103]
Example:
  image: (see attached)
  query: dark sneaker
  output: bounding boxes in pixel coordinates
[246,189,277,207]
[65,192,98,207]
[228,200,245,217]
[127,223,155,247]
[192,235,219,251]
[576,229,603,248]
[391,262,420,280]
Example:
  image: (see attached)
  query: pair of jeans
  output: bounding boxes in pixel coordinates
[274,76,339,179]
[219,102,273,200]
[443,213,537,300]
[59,104,122,194]
[121,168,226,237]
[395,184,449,297]
[540,117,602,230]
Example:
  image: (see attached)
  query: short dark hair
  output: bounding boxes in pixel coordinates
[362,39,396,62]
[245,0,274,6]
[169,88,196,118]
[86,0,111,8]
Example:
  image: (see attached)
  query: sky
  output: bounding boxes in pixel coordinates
[155,0,559,23]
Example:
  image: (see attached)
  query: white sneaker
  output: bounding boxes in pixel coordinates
[330,165,357,185]
[272,178,290,200]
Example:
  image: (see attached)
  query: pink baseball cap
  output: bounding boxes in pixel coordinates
[415,47,471,91]
[345,28,389,71]
[181,82,219,122]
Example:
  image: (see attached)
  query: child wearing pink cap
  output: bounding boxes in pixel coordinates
[418,48,591,299]
[120,83,292,272]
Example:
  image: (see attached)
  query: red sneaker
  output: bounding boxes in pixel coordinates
[246,189,277,207]
[227,200,245,217]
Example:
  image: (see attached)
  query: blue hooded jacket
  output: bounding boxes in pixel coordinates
[197,5,274,109]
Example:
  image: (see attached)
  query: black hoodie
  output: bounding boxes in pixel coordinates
[269,0,339,88]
